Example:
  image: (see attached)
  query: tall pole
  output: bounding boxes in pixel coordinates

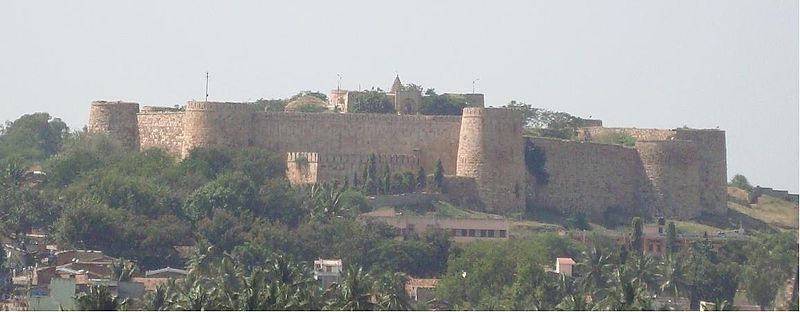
[205,72,209,101]
[337,73,342,91]
[472,78,480,93]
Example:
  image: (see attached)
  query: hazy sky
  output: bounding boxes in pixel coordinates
[2,1,797,192]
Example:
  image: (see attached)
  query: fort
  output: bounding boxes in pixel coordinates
[87,77,727,221]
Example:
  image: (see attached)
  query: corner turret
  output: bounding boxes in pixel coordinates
[88,101,140,149]
[456,107,526,213]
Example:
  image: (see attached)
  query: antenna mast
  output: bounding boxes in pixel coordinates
[205,72,209,101]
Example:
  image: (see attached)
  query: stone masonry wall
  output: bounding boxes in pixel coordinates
[456,108,526,214]
[255,112,462,175]
[137,112,184,156]
[674,129,727,215]
[579,127,677,141]
[181,101,253,158]
[636,140,702,219]
[526,137,649,220]
[88,101,140,149]
[286,152,419,185]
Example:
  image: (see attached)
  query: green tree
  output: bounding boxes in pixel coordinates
[183,172,257,220]
[375,272,412,311]
[76,285,128,311]
[666,221,679,257]
[325,266,377,310]
[416,167,426,190]
[382,163,391,195]
[630,217,643,254]
[349,91,395,114]
[0,113,69,163]
[504,101,583,139]
[433,159,444,190]
[419,94,469,115]
[729,174,753,191]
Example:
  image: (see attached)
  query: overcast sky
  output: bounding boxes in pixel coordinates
[1,1,797,192]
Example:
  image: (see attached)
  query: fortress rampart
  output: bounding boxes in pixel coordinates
[286,152,419,185]
[88,101,140,149]
[457,108,526,213]
[636,140,701,219]
[87,100,728,219]
[526,138,649,221]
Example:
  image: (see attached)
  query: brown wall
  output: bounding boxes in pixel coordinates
[137,112,184,156]
[255,112,462,174]
[286,152,419,185]
[579,127,676,141]
[636,140,701,219]
[88,101,140,149]
[456,108,526,214]
[675,129,727,215]
[526,137,649,220]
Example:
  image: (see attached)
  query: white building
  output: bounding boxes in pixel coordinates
[313,259,342,288]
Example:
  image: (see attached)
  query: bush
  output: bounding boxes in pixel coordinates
[729,174,753,191]
[349,91,395,114]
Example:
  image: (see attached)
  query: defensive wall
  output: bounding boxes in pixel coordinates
[286,152,419,185]
[525,137,649,221]
[87,100,727,219]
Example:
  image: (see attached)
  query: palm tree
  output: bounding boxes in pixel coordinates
[109,258,137,282]
[578,247,612,296]
[374,272,411,311]
[143,284,168,311]
[659,257,688,302]
[325,266,376,311]
[75,285,128,311]
[626,253,659,292]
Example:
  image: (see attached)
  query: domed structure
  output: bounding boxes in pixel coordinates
[283,96,328,113]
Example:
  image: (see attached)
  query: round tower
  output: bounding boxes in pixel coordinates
[675,129,727,215]
[636,140,701,219]
[88,101,140,149]
[456,107,526,213]
[181,101,253,158]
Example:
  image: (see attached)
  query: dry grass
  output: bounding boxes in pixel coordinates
[729,195,799,229]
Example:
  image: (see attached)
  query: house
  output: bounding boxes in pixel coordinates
[555,258,576,277]
[405,278,438,302]
[313,259,342,289]
[145,267,188,279]
[359,208,510,243]
[27,277,76,311]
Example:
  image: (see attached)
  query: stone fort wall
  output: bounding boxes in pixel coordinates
[286,152,419,185]
[527,136,714,220]
[526,138,649,220]
[88,100,728,219]
[136,110,184,156]
[255,112,462,174]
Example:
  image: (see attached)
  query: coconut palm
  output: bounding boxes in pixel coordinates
[374,272,411,311]
[75,285,128,311]
[325,266,376,311]
[578,247,612,295]
[109,258,137,282]
[659,257,688,301]
[626,253,659,292]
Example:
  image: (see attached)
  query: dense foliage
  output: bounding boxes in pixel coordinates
[504,100,585,139]
[348,91,395,114]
